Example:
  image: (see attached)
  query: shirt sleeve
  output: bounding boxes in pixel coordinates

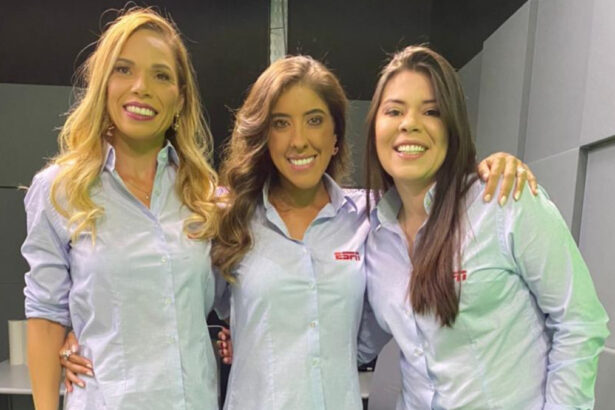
[357,292,392,365]
[22,170,72,327]
[500,185,609,409]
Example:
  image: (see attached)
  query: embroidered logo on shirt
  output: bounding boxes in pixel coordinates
[453,270,467,282]
[334,251,361,261]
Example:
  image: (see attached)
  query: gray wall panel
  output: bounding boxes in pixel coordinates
[526,148,581,231]
[579,142,615,348]
[0,189,27,285]
[0,83,71,186]
[580,0,615,144]
[347,100,371,188]
[0,283,27,362]
[475,0,534,160]
[524,0,594,163]
[595,349,615,410]
[458,51,482,142]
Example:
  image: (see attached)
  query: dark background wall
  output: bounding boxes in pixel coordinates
[288,0,527,100]
[0,0,270,160]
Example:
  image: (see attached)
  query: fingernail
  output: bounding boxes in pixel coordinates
[86,370,94,377]
[482,173,489,180]
[86,362,93,369]
[499,195,507,207]
[71,344,79,353]
[483,194,492,203]
[78,381,85,388]
[514,192,521,201]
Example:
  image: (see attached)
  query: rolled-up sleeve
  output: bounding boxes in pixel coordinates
[22,169,72,327]
[501,186,609,409]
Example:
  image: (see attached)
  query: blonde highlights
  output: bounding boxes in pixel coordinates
[50,7,218,240]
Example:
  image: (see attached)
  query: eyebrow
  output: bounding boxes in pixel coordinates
[381,98,437,105]
[271,108,328,117]
[114,58,173,71]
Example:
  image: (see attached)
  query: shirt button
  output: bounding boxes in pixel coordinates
[310,320,318,328]
[161,256,167,263]
[312,358,320,367]
[153,189,160,196]
[413,347,423,357]
[309,282,316,290]
[164,298,171,306]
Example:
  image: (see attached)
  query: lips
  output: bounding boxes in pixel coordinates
[123,103,158,119]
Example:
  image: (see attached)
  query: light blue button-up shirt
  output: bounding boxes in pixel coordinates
[365,180,609,410]
[23,142,218,410]
[216,175,370,409]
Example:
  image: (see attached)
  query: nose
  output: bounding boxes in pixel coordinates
[289,124,309,150]
[399,110,419,133]
[130,72,151,97]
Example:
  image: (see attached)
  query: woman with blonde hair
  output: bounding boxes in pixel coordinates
[23,7,219,409]
[364,45,608,409]
[210,54,533,409]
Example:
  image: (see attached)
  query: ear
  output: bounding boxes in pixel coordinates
[332,134,339,155]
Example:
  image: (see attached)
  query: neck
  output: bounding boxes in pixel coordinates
[270,178,329,210]
[110,135,164,180]
[395,179,433,226]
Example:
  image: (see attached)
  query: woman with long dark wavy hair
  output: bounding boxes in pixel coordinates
[210,54,534,409]
[364,45,608,409]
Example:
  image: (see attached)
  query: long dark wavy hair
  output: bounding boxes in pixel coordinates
[365,46,478,326]
[211,55,350,282]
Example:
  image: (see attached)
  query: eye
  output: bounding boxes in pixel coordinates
[156,71,172,81]
[384,107,403,117]
[425,108,441,117]
[307,116,323,126]
[113,65,130,75]
[271,118,290,129]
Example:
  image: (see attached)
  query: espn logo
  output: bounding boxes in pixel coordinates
[453,270,467,282]
[334,251,361,261]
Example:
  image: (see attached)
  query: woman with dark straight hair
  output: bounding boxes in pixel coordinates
[364,45,609,409]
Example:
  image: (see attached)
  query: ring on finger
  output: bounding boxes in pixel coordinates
[60,349,72,360]
[516,166,526,174]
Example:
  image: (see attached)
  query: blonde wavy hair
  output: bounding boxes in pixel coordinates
[50,7,219,241]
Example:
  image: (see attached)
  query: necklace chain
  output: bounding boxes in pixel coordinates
[124,178,152,200]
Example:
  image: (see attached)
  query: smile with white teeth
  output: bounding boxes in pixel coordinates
[396,144,426,153]
[289,156,315,166]
[125,105,156,117]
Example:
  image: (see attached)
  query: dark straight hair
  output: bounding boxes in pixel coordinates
[365,45,478,326]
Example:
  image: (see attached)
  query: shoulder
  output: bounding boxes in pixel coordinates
[25,164,62,204]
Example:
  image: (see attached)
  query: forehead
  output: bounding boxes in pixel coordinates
[381,70,435,101]
[118,28,177,67]
[272,84,330,114]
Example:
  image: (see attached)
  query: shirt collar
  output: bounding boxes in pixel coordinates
[262,173,358,213]
[100,140,179,174]
[372,182,437,229]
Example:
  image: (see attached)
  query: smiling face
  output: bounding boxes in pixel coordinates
[267,84,337,193]
[106,29,183,147]
[375,69,448,192]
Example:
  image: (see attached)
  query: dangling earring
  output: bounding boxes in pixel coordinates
[172,113,180,131]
